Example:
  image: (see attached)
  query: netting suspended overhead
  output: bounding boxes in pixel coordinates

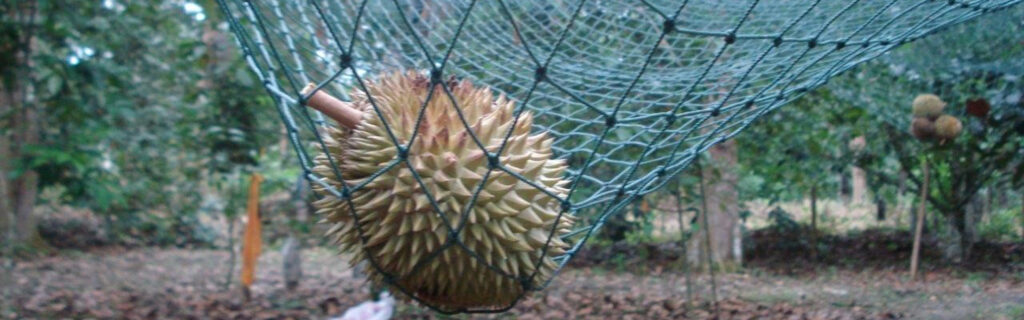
[217,0,1021,313]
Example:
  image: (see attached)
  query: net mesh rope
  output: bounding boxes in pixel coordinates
[216,0,1021,313]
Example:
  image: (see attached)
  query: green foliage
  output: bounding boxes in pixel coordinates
[822,6,1024,258]
[978,207,1024,242]
[766,207,800,233]
[736,89,864,202]
[4,0,286,246]
[623,206,658,245]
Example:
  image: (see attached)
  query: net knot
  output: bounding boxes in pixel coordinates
[339,53,353,68]
[430,67,443,84]
[397,146,409,160]
[447,231,460,243]
[487,153,501,169]
[662,19,675,34]
[534,66,547,82]
[519,277,534,291]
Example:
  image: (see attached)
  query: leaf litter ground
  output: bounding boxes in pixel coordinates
[2,231,1022,319]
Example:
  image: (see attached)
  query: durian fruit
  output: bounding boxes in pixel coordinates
[934,114,962,140]
[910,117,936,141]
[911,94,945,119]
[309,72,573,311]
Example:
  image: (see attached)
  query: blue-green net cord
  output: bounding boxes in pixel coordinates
[215,0,1021,313]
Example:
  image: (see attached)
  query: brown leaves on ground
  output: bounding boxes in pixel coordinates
[3,241,1022,319]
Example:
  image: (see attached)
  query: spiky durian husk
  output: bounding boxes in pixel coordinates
[912,94,945,119]
[311,72,573,311]
[910,117,936,141]
[934,114,962,140]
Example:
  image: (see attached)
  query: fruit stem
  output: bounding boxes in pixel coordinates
[301,83,362,129]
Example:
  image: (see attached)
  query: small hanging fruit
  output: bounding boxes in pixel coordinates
[908,94,961,144]
[934,114,963,140]
[910,117,936,141]
[911,93,945,119]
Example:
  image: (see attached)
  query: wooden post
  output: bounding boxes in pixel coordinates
[241,173,264,300]
[909,160,929,280]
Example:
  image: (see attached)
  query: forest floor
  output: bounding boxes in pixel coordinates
[2,231,1023,319]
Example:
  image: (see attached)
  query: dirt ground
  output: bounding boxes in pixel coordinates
[2,245,1022,320]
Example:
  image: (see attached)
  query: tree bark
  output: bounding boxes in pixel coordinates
[849,136,869,205]
[941,195,984,263]
[838,172,851,203]
[687,140,741,269]
[672,187,694,302]
[896,171,907,227]
[282,174,309,291]
[851,166,869,205]
[876,197,887,221]
[1,23,42,249]
[696,159,718,305]
[224,213,238,290]
[810,185,818,259]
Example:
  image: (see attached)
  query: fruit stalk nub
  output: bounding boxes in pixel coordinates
[301,83,362,129]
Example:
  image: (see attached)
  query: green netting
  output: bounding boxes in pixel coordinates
[215,0,1021,313]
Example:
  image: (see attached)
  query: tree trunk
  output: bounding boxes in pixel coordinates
[940,211,967,264]
[687,140,741,270]
[224,213,237,290]
[876,197,887,221]
[851,166,869,205]
[896,171,907,227]
[673,187,694,302]
[281,237,301,291]
[1,86,14,256]
[810,185,818,259]
[697,160,718,305]
[282,174,309,291]
[941,195,984,263]
[849,136,868,205]
[1,27,42,250]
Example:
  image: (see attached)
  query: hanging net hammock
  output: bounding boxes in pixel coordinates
[216,0,1021,313]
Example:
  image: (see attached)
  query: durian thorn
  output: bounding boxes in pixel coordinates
[301,83,362,129]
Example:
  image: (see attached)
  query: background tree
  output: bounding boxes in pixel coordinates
[829,5,1024,262]
[1,0,284,252]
